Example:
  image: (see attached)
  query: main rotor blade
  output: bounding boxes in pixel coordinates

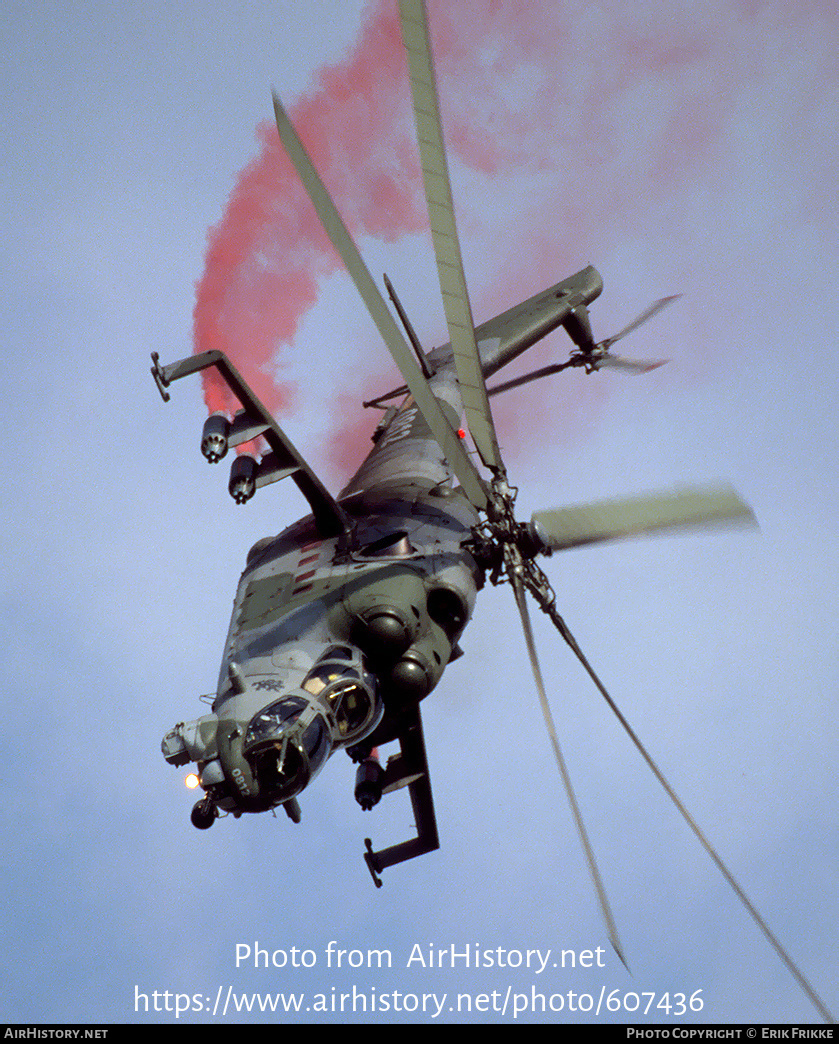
[399,0,504,475]
[271,93,489,513]
[600,295,680,350]
[510,569,628,970]
[532,588,835,1025]
[533,485,756,552]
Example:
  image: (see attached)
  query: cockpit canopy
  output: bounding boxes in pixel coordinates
[244,694,331,804]
[300,645,381,745]
[246,694,309,747]
[239,645,382,808]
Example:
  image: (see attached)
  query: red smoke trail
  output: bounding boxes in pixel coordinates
[194,0,837,475]
[193,3,423,437]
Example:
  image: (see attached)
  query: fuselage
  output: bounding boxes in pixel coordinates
[163,354,481,816]
[159,265,606,822]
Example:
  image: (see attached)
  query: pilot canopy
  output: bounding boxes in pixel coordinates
[300,645,381,742]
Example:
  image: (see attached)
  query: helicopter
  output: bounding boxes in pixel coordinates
[149,0,832,1022]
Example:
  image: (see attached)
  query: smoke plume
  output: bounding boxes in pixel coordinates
[193,0,836,475]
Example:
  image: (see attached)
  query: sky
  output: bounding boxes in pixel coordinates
[2,0,837,1026]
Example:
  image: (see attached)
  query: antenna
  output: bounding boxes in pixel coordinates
[384,273,433,378]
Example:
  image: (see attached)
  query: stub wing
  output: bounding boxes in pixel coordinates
[150,349,349,537]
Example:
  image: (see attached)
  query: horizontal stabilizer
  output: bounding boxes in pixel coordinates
[532,485,757,552]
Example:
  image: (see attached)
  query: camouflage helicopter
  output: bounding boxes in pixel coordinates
[151,0,753,888]
[150,0,781,982]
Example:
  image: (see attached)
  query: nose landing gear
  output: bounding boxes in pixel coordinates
[190,796,217,829]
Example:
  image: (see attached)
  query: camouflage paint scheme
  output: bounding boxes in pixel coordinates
[152,265,603,880]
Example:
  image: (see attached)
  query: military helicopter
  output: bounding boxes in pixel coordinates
[150,0,831,1021]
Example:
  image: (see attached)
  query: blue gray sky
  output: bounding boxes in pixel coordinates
[2,0,837,1025]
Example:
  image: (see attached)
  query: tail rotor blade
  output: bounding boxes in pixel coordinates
[599,295,680,351]
[532,485,757,552]
[510,570,628,970]
[486,354,666,399]
[595,353,668,373]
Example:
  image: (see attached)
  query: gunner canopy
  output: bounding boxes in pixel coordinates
[243,647,381,804]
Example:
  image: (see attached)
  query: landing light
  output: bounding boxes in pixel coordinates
[185,773,200,790]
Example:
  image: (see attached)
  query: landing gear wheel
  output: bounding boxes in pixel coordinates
[190,796,216,829]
